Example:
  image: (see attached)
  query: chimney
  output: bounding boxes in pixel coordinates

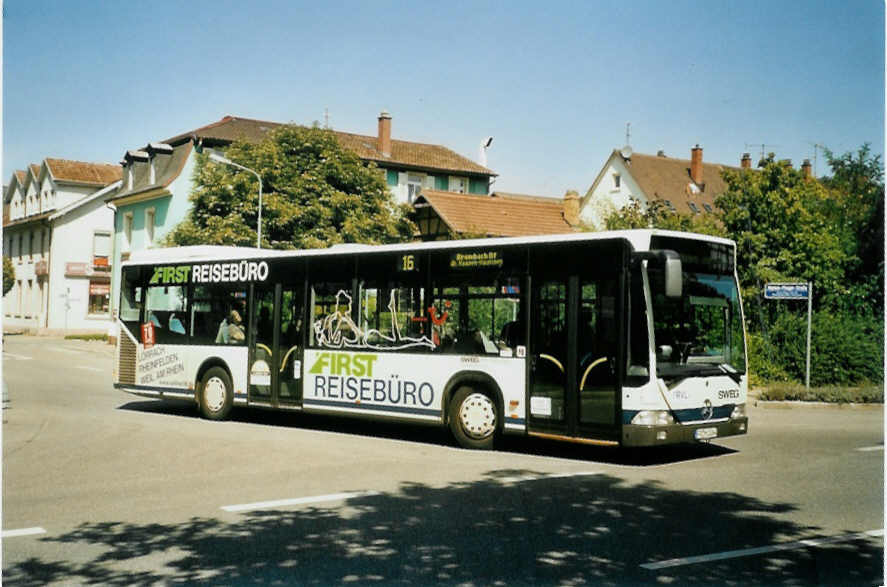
[801,159,812,179]
[563,190,579,226]
[657,149,666,157]
[377,110,392,157]
[741,153,752,169]
[690,144,703,185]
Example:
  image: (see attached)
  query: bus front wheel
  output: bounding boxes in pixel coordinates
[199,366,233,420]
[449,386,498,450]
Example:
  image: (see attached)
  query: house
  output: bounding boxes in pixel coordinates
[161,112,497,206]
[578,146,753,230]
[413,190,578,240]
[3,159,121,333]
[105,112,498,336]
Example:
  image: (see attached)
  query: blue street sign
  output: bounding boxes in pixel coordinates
[764,282,810,300]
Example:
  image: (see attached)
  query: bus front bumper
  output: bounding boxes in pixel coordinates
[622,418,748,447]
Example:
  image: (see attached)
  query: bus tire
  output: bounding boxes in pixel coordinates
[449,385,498,450]
[199,366,233,421]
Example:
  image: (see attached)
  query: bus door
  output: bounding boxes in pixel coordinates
[248,283,304,406]
[528,248,623,444]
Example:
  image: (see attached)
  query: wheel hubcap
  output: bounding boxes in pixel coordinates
[204,376,226,412]
[459,393,496,439]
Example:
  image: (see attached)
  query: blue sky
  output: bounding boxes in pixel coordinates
[3,0,884,197]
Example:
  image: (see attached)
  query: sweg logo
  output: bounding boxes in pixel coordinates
[149,261,269,285]
[309,352,435,407]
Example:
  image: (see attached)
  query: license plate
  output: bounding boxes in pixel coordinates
[695,427,718,440]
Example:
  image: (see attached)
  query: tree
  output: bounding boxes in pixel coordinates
[3,256,14,296]
[165,125,416,249]
[820,144,884,315]
[716,156,849,309]
[603,198,725,237]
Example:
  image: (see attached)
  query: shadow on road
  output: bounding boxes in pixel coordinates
[5,470,881,585]
[118,399,737,466]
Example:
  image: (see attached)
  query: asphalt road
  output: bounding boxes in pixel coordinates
[2,335,883,585]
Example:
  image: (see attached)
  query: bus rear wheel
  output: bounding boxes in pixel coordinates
[449,386,498,450]
[199,366,233,420]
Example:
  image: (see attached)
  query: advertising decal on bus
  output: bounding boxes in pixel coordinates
[302,349,526,425]
[148,261,270,286]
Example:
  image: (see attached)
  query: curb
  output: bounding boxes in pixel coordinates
[752,399,883,410]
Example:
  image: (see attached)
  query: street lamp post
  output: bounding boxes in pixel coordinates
[207,152,263,249]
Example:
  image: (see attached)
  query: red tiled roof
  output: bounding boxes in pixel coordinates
[45,158,122,186]
[613,151,739,214]
[416,190,574,237]
[165,116,495,177]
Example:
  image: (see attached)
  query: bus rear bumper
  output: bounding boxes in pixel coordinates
[622,418,748,447]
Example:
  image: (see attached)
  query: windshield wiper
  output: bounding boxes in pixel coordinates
[718,364,744,384]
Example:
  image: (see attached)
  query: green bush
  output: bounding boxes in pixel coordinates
[748,309,883,386]
[759,383,883,403]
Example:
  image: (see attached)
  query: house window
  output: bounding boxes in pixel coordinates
[663,200,676,212]
[688,202,699,214]
[407,174,423,204]
[703,203,713,213]
[145,208,156,247]
[613,173,621,189]
[94,231,111,268]
[449,177,467,194]
[30,232,36,260]
[123,212,134,252]
[88,281,111,315]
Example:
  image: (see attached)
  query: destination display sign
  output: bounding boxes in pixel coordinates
[449,251,503,270]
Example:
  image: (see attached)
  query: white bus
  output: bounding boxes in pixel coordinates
[114,229,748,449]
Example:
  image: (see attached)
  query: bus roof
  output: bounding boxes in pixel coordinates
[122,229,735,267]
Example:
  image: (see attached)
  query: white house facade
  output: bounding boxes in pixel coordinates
[579,146,745,230]
[3,159,121,334]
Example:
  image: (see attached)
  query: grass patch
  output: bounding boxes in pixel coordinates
[64,334,108,342]
[758,383,883,404]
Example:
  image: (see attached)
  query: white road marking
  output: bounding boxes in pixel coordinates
[75,366,105,372]
[222,491,380,513]
[856,445,884,452]
[641,529,885,570]
[2,352,33,360]
[497,471,599,484]
[2,527,46,538]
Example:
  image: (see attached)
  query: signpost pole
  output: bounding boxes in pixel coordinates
[805,282,812,389]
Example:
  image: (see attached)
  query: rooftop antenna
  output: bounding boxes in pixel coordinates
[323,107,330,129]
[808,142,825,176]
[745,142,781,163]
[620,122,633,160]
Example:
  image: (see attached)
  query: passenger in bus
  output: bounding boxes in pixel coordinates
[215,315,230,344]
[227,310,245,343]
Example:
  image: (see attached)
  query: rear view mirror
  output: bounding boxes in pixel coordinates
[633,249,682,299]
[661,250,682,298]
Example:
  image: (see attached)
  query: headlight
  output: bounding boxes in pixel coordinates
[631,410,674,426]
[730,403,746,419]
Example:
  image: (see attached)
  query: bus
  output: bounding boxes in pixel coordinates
[114,229,748,449]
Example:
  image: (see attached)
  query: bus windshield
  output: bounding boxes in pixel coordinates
[649,270,746,380]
